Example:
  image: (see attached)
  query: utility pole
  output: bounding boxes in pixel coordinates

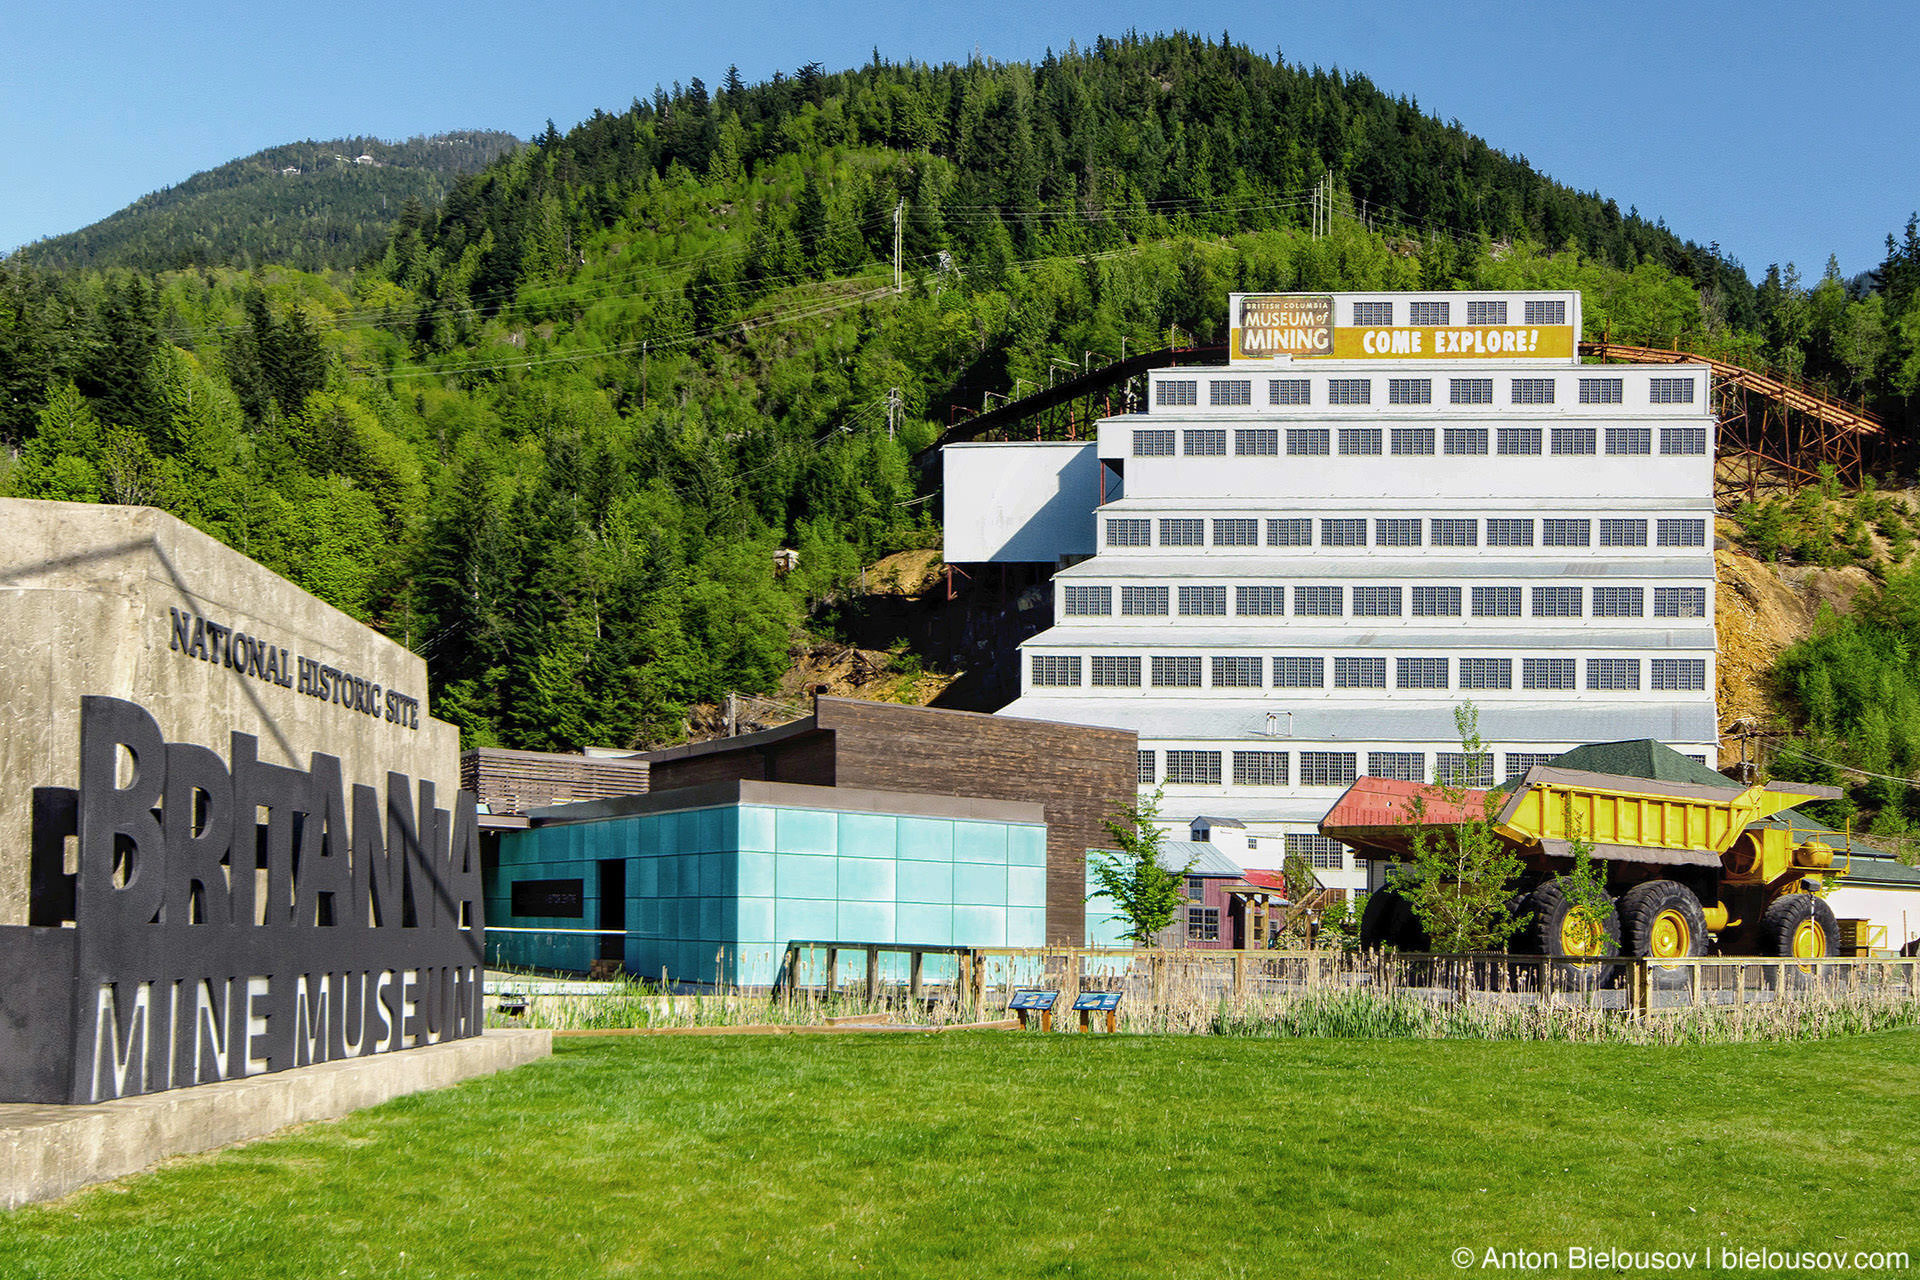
[887,387,900,440]
[725,692,737,738]
[641,340,648,410]
[893,200,905,293]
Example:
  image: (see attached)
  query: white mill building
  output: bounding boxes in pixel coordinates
[942,290,1720,903]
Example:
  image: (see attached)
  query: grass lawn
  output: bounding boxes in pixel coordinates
[2,1030,1917,1279]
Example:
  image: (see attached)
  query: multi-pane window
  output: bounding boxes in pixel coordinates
[1214,518,1260,546]
[1327,379,1371,406]
[1459,657,1514,689]
[1299,753,1359,788]
[1184,429,1227,456]
[1543,519,1592,547]
[1431,518,1477,547]
[1532,587,1583,617]
[1654,587,1708,618]
[1209,379,1252,407]
[1435,753,1494,788]
[1237,586,1286,616]
[1288,428,1332,455]
[1121,585,1169,616]
[1092,656,1142,687]
[1466,300,1507,325]
[1444,427,1490,456]
[1593,587,1645,617]
[1335,657,1388,688]
[1412,585,1462,616]
[1271,657,1325,688]
[1165,750,1222,784]
[1651,658,1708,690]
[1268,518,1313,546]
[1287,833,1347,870]
[1600,519,1649,547]
[1524,299,1567,325]
[1522,658,1576,690]
[1294,585,1343,616]
[1179,585,1227,616]
[1353,586,1403,616]
[1340,427,1384,455]
[1388,378,1433,405]
[1662,427,1709,455]
[1132,430,1175,457]
[1551,427,1597,455]
[1657,518,1707,547]
[1487,518,1534,547]
[1607,427,1653,456]
[1212,656,1264,688]
[1155,380,1197,407]
[1063,585,1112,616]
[1587,659,1642,691]
[1376,518,1422,547]
[1512,378,1556,405]
[1106,518,1151,547]
[1233,751,1289,786]
[1151,656,1203,687]
[1270,378,1311,406]
[1031,655,1082,686]
[1396,657,1449,689]
[1236,428,1279,456]
[1504,752,1557,779]
[1352,301,1393,326]
[1137,749,1155,784]
[1449,378,1494,405]
[1369,752,1426,782]
[1391,427,1436,455]
[1187,908,1220,941]
[1160,518,1205,546]
[1408,301,1449,326]
[1649,377,1695,404]
[1322,518,1367,547]
[1497,427,1543,455]
[1578,378,1624,405]
[1472,586,1522,617]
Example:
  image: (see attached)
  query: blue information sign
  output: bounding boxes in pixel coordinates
[1009,989,1059,1011]
[1072,991,1123,1012]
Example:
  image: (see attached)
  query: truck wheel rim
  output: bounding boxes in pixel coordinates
[1792,919,1827,959]
[1648,909,1690,958]
[1560,910,1604,956]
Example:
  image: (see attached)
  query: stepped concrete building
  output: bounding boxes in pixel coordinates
[944,291,1719,903]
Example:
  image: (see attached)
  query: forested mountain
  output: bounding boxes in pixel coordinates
[13,131,521,273]
[2,33,1914,754]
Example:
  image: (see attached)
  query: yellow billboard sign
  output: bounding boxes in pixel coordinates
[1230,294,1576,362]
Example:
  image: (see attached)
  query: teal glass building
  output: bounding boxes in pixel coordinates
[485,780,1049,986]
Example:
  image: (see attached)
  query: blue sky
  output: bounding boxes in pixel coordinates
[5,2,1915,282]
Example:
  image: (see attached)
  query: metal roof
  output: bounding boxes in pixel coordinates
[999,696,1720,745]
[1546,739,1736,788]
[1191,814,1247,828]
[1156,840,1246,877]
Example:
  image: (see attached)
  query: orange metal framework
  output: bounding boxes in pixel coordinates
[1580,340,1885,504]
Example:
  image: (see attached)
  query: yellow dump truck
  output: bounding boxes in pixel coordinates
[1320,761,1849,960]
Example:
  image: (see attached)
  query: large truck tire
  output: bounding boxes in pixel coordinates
[1523,878,1621,989]
[1618,880,1708,959]
[1761,893,1838,958]
[1359,887,1429,952]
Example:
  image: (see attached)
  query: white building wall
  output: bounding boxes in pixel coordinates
[950,292,1720,898]
[941,441,1105,564]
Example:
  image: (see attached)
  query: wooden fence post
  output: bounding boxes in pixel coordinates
[1066,950,1083,1007]
[865,946,880,1004]
[909,949,924,1002]
[969,949,986,1013]
[825,946,838,997]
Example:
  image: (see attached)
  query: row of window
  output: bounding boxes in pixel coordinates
[1150,373,1694,412]
[1138,744,1707,789]
[1103,516,1709,549]
[1343,299,1567,328]
[1132,423,1709,457]
[1037,654,1708,691]
[1065,584,1710,620]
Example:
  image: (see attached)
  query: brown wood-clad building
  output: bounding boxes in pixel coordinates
[644,697,1137,944]
[461,747,650,816]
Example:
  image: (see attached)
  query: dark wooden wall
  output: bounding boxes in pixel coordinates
[646,734,836,790]
[815,698,1137,945]
[461,748,648,815]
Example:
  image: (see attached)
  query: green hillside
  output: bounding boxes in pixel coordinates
[3,33,1913,754]
[14,131,521,273]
